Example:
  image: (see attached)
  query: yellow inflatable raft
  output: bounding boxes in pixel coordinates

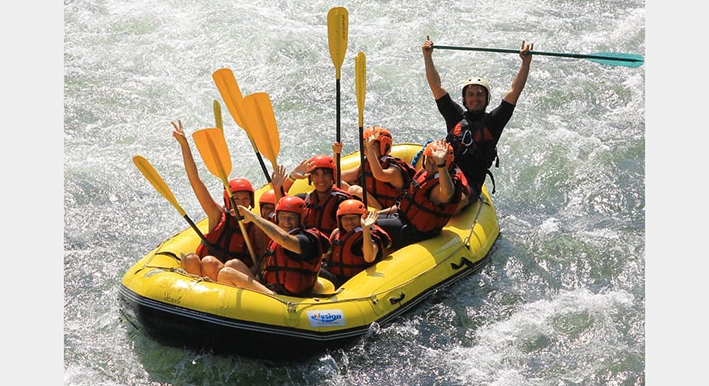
[119,143,499,358]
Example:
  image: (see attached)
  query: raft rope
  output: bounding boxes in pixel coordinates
[462,193,490,248]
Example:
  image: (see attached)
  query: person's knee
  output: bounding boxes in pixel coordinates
[181,253,200,265]
[223,258,254,275]
[348,185,363,198]
[200,256,224,278]
[224,259,244,269]
[180,253,202,273]
[217,266,238,284]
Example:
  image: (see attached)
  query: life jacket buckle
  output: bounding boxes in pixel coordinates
[461,129,474,147]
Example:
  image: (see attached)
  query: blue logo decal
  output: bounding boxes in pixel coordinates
[307,310,346,327]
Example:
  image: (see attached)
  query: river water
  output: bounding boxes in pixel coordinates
[57,0,652,384]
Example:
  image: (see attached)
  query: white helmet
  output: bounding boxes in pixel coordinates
[461,77,491,107]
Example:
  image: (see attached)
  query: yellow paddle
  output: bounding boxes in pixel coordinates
[191,128,257,263]
[132,155,209,245]
[242,92,280,172]
[327,6,348,186]
[212,68,272,185]
[213,100,223,130]
[355,51,368,208]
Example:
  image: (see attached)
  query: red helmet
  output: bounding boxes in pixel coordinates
[308,155,336,174]
[363,126,393,155]
[336,199,367,231]
[259,189,276,206]
[308,155,336,184]
[275,195,305,218]
[423,141,454,169]
[223,178,254,209]
[336,199,367,218]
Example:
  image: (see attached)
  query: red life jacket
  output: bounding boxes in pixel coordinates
[260,228,330,296]
[362,155,416,208]
[327,225,391,281]
[196,210,258,267]
[301,187,352,236]
[398,167,467,234]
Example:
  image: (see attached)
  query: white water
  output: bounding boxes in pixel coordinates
[11,0,693,384]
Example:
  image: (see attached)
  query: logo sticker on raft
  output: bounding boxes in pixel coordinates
[307,310,346,327]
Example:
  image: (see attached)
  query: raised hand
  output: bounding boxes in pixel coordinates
[271,165,287,188]
[422,34,434,56]
[236,205,255,223]
[361,210,379,229]
[430,139,450,165]
[520,40,534,64]
[290,158,314,180]
[171,120,188,146]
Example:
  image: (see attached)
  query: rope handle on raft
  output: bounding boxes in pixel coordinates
[462,194,490,248]
[410,139,433,168]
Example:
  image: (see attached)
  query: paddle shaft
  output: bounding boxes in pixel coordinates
[358,125,367,208]
[182,214,209,245]
[433,45,643,64]
[328,7,347,188]
[336,79,342,187]
[225,187,258,263]
[253,151,285,196]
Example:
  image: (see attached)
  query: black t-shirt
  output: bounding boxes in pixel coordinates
[435,93,515,194]
[283,231,324,262]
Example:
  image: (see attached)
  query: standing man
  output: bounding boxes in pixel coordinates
[422,36,533,201]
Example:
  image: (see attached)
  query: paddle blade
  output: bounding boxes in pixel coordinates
[213,68,246,128]
[327,7,348,79]
[192,128,232,183]
[132,156,186,216]
[355,51,366,127]
[243,92,280,169]
[213,100,223,129]
[587,52,644,68]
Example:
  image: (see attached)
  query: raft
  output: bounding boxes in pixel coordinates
[118,143,500,359]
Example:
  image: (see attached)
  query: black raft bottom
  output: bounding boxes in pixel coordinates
[118,285,361,361]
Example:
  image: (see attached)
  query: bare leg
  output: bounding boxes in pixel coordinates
[217,267,275,294]
[224,259,254,276]
[348,185,383,210]
[180,253,203,276]
[200,255,225,281]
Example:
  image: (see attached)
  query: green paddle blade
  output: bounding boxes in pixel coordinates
[586,52,644,68]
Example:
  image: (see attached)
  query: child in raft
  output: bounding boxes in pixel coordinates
[320,199,391,288]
